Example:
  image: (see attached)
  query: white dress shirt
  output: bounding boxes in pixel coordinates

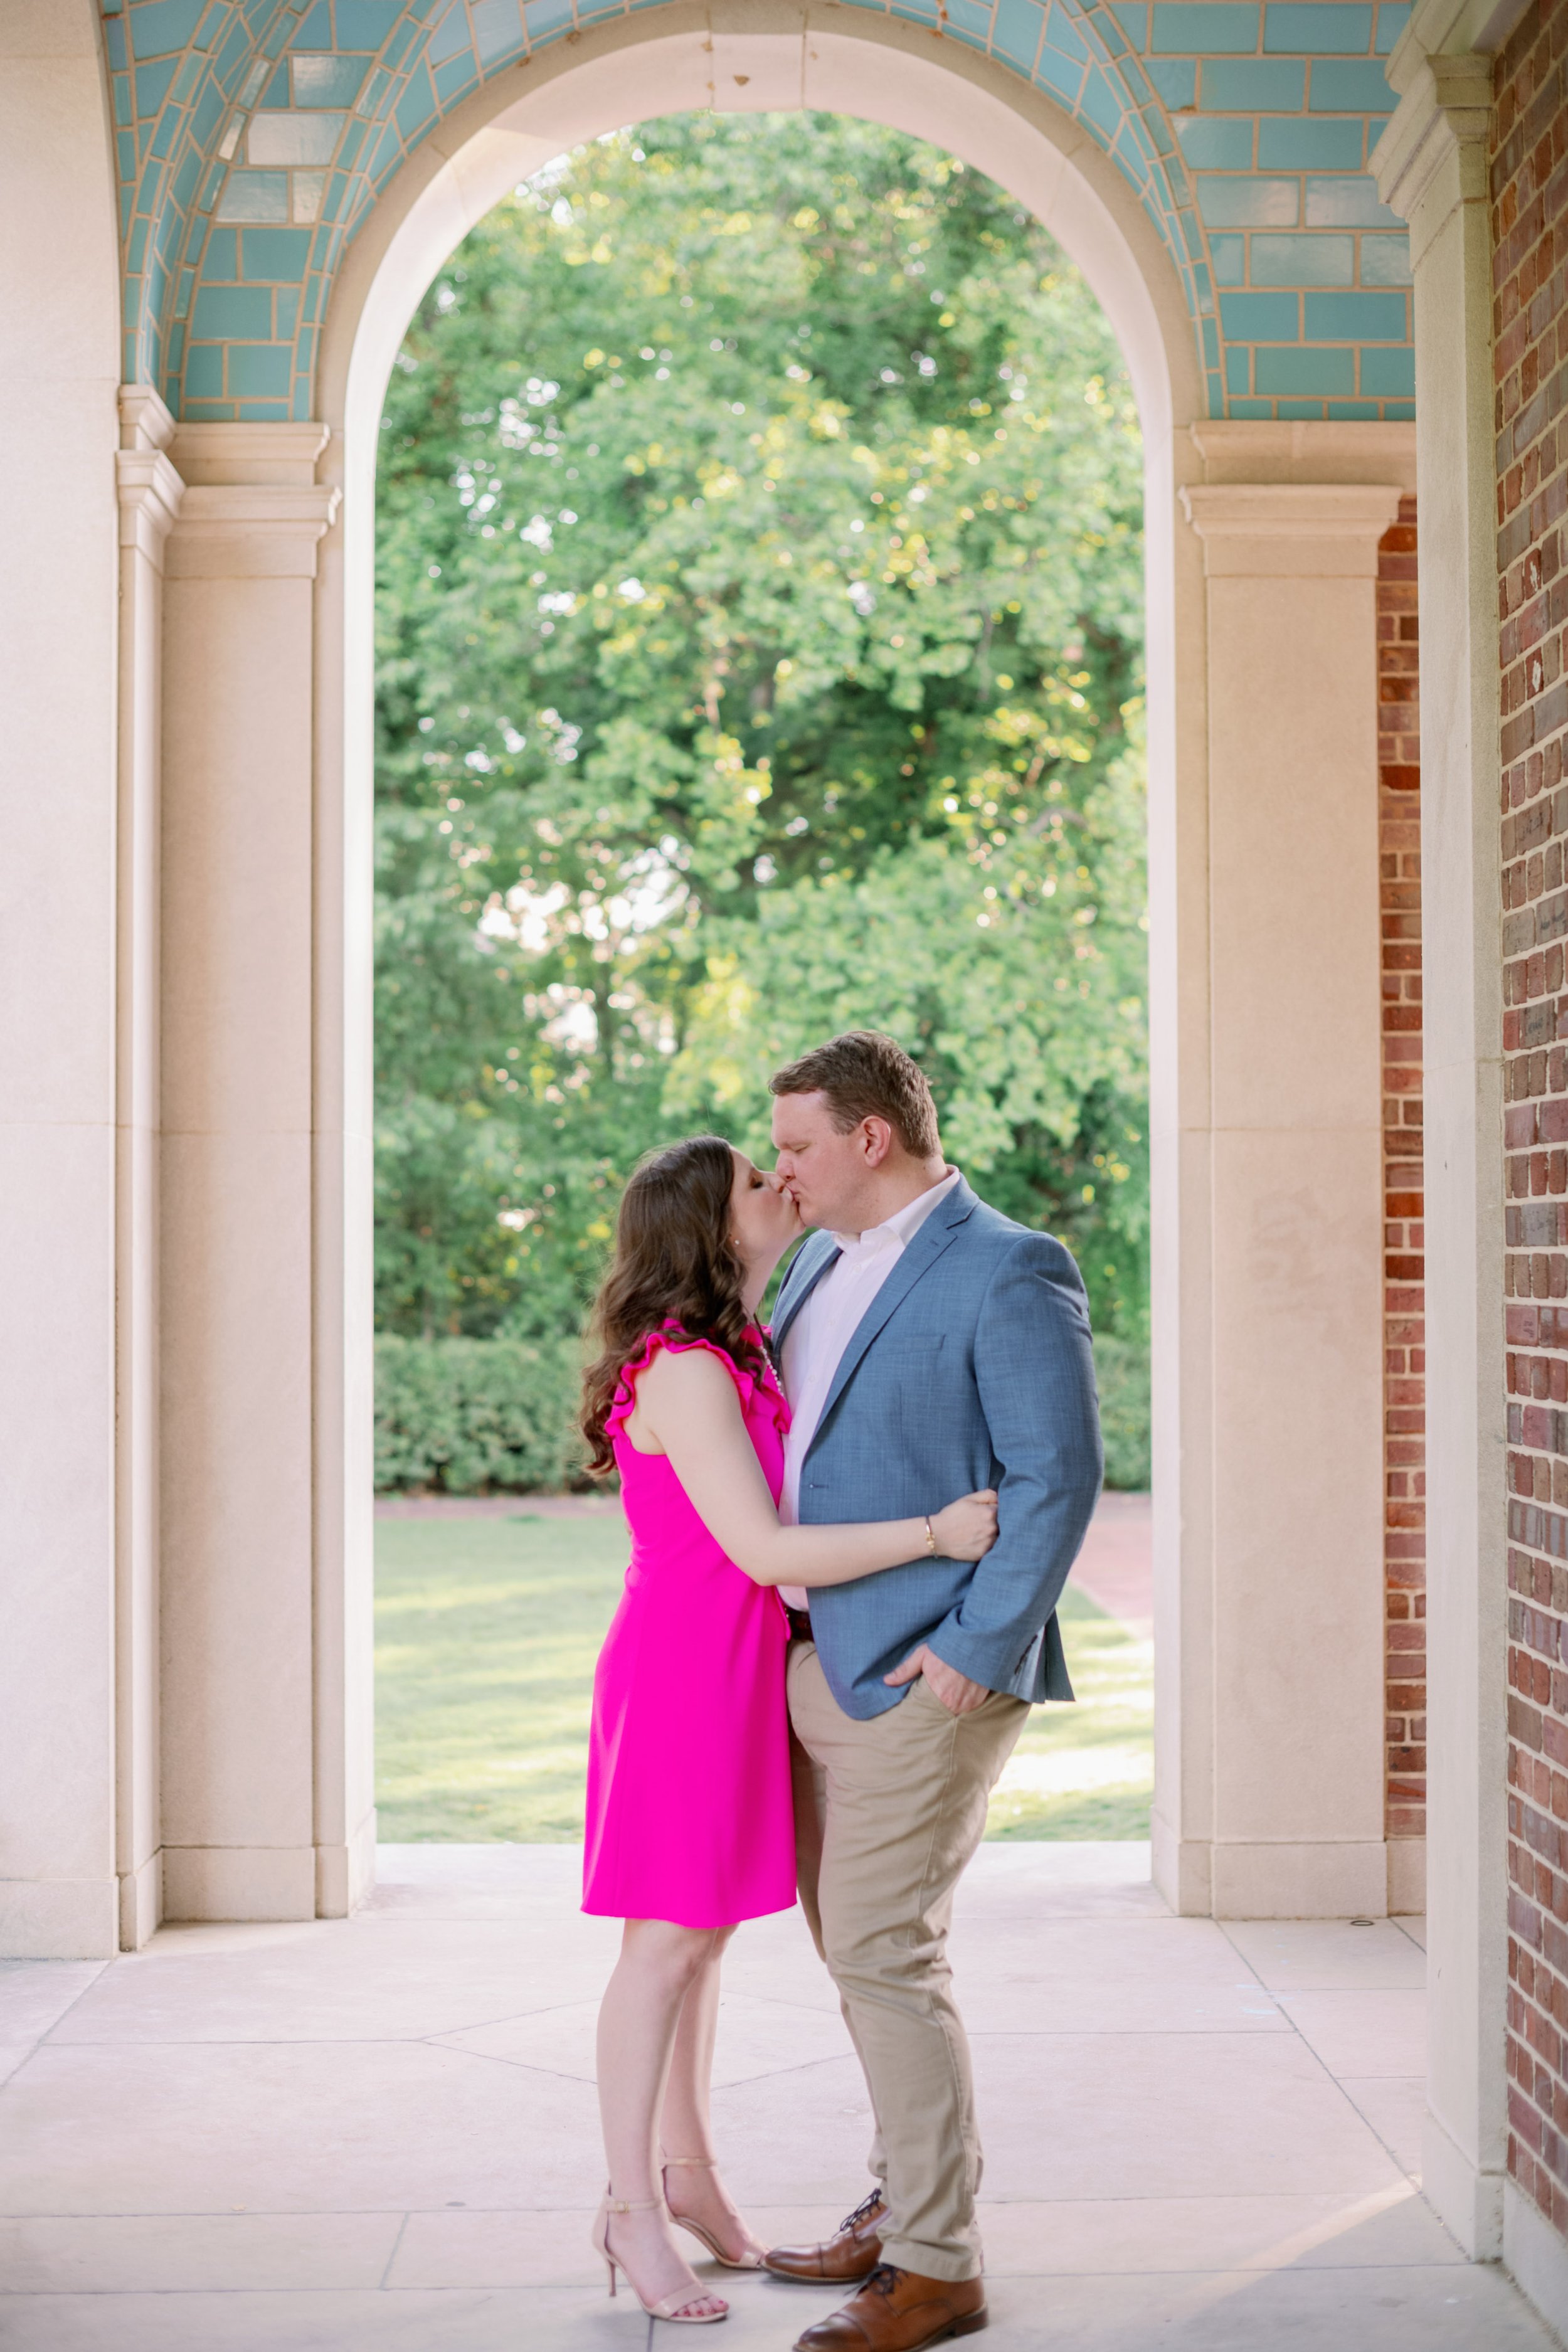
[777,1168,961,1609]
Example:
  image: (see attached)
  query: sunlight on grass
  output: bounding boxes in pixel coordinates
[986,1602,1152,1841]
[375,1512,627,1841]
[374,1512,1152,1842]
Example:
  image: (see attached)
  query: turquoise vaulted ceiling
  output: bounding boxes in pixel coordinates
[100,0,1414,425]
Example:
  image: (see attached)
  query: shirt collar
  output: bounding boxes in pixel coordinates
[830,1167,960,1258]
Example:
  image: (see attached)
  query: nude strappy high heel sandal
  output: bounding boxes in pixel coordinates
[590,2189,729,2323]
[661,2154,765,2271]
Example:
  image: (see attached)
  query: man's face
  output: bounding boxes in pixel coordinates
[770,1091,872,1234]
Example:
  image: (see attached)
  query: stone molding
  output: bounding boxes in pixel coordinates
[166,482,341,580]
[1373,51,1492,270]
[117,385,184,571]
[117,452,184,564]
[1181,483,1405,577]
[119,385,176,456]
[1209,1841,1392,1922]
[114,383,176,1957]
[1386,0,1532,95]
[1505,2180,1568,2341]
[161,1845,318,1926]
[1389,1835,1427,1914]
[1373,0,1515,263]
[169,420,329,487]
[163,418,338,579]
[1192,420,1418,490]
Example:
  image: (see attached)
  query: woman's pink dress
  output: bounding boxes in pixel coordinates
[582,1325,798,1930]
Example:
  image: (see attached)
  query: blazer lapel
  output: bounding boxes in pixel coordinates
[810,1179,978,1441]
[771,1229,841,1351]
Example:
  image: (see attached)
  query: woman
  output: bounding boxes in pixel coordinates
[579,1134,998,2324]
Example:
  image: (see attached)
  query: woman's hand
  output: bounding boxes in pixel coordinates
[930,1489,999,1561]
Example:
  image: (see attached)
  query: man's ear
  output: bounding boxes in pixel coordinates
[861,1117,894,1170]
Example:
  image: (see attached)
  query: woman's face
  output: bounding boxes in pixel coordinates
[729,1147,803,1268]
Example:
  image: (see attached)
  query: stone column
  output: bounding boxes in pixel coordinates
[0,0,122,1961]
[1375,21,1508,2265]
[159,424,362,1922]
[115,389,183,1950]
[1157,442,1404,1920]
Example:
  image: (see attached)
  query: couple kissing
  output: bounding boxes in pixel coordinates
[577,1029,1103,2348]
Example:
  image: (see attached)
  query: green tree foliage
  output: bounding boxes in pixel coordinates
[375,111,1148,1347]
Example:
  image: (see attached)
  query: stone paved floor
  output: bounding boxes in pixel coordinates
[0,1843,1554,2349]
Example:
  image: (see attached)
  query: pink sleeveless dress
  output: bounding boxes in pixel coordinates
[582,1325,798,1930]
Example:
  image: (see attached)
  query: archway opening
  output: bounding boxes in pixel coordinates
[363,105,1156,1855]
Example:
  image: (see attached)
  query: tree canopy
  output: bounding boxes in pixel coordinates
[374,110,1148,1347]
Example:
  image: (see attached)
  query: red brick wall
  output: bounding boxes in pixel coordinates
[1379,502,1426,1851]
[1493,0,1568,2236]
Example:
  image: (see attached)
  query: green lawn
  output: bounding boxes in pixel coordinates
[374,1512,1152,1842]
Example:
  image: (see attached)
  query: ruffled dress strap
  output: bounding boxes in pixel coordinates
[606,1320,790,1441]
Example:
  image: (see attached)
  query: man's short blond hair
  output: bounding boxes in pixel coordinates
[769,1031,940,1158]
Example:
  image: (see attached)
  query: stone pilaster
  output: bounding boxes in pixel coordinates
[1374,11,1509,2266]
[115,385,183,1951]
[158,423,351,1924]
[1157,456,1403,1924]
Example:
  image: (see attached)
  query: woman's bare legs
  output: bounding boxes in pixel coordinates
[659,1926,766,2264]
[595,1918,728,2318]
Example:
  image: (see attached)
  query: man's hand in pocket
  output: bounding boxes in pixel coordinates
[883,1643,992,1715]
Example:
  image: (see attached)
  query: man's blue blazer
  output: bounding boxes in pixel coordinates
[771,1175,1103,1720]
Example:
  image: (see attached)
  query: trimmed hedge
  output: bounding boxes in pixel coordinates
[1094,1335,1151,1493]
[375,1328,1152,1496]
[374,1335,585,1494]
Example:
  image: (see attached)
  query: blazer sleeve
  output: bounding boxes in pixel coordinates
[924,1232,1103,1691]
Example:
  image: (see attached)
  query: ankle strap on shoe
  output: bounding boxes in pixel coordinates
[662,2155,719,2169]
[605,2194,663,2213]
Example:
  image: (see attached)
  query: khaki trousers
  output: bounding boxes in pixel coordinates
[787,1642,1028,2281]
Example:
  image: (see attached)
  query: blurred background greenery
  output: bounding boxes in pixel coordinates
[372,108,1150,1489]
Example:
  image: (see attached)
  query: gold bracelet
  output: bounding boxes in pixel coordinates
[924,1516,936,1555]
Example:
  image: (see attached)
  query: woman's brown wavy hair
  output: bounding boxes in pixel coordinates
[580,1135,768,1477]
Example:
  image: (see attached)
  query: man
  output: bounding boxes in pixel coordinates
[762,1031,1101,2352]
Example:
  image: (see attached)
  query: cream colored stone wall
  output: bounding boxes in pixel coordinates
[0,0,124,1961]
[1155,443,1413,1922]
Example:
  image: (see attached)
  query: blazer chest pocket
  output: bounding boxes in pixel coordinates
[881,1331,946,1409]
[878,1331,945,1366]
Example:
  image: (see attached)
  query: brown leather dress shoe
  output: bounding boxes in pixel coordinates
[793,2264,987,2351]
[765,2188,888,2283]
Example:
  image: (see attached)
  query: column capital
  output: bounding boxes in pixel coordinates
[164,423,339,580]
[117,448,185,563]
[1374,50,1492,254]
[1191,418,1417,490]
[167,482,342,580]
[167,420,330,488]
[117,386,184,566]
[1373,0,1522,256]
[1181,483,1404,578]
[119,384,176,457]
[1384,0,1530,95]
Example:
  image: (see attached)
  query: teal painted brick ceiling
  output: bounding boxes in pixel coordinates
[100,0,1413,423]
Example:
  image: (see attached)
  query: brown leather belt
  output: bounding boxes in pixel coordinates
[785,1606,813,1643]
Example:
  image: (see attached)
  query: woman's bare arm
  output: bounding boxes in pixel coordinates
[627,1345,995,1587]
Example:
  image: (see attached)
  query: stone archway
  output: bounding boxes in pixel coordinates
[2,0,1411,1963]
[141,4,1406,1944]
